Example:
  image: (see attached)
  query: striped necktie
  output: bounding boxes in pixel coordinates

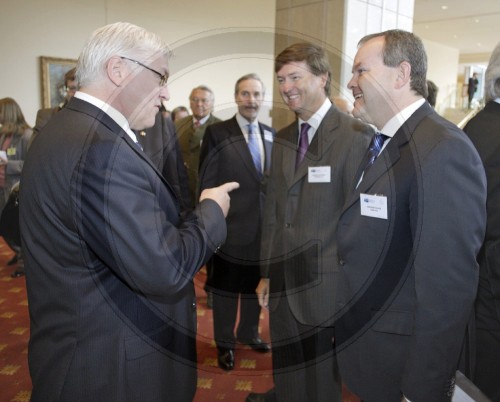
[356,132,389,188]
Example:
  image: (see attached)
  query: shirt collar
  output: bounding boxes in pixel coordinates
[236,113,259,134]
[380,98,426,138]
[298,98,332,131]
[74,91,138,142]
[194,114,211,126]
[494,98,500,105]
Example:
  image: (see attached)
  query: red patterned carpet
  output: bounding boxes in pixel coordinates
[0,242,359,402]
[0,241,31,402]
[193,269,275,401]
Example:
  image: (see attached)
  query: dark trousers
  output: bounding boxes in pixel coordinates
[474,275,500,401]
[269,293,342,402]
[212,252,262,349]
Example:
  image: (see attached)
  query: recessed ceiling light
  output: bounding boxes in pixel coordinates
[474,18,480,23]
[441,5,448,10]
[477,42,482,47]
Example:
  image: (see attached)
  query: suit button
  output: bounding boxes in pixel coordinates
[192,302,196,310]
[285,223,291,228]
[338,258,345,266]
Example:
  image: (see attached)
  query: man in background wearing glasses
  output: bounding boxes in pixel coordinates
[20,22,238,402]
[175,85,221,208]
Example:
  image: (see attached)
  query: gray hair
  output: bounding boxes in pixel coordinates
[234,73,266,96]
[77,22,170,87]
[485,42,500,102]
[190,85,215,100]
[359,30,428,98]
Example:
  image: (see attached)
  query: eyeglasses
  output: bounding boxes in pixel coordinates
[121,56,168,87]
[190,97,211,104]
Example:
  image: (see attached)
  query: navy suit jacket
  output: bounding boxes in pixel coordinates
[20,97,226,402]
[335,102,487,402]
[135,113,193,212]
[199,116,274,261]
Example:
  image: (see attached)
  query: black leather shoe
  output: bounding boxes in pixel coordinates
[217,347,234,371]
[238,336,271,353]
[10,270,25,278]
[245,392,268,402]
[245,388,277,402]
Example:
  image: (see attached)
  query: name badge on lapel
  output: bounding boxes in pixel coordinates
[360,193,387,219]
[308,166,331,183]
[7,147,16,157]
[264,130,274,143]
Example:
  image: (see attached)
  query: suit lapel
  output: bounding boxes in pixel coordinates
[290,106,340,187]
[342,102,435,211]
[259,122,273,172]
[69,98,179,204]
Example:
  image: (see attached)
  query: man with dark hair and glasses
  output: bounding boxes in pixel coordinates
[20,21,238,402]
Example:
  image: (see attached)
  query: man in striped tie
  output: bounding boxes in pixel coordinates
[199,73,275,371]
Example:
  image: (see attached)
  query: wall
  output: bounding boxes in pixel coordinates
[0,0,276,125]
[273,0,415,129]
[422,39,460,115]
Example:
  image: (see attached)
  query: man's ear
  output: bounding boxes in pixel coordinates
[107,56,126,87]
[395,61,411,89]
[319,72,328,91]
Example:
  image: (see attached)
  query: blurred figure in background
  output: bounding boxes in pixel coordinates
[175,85,220,206]
[463,41,500,402]
[426,79,439,108]
[0,97,32,277]
[171,105,189,122]
[468,72,479,109]
[32,67,77,144]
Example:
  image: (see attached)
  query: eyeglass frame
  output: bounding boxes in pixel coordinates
[120,56,168,87]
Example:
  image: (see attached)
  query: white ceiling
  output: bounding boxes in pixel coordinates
[413,0,500,57]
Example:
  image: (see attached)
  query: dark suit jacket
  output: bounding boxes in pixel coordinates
[260,104,372,326]
[29,106,62,148]
[464,100,500,325]
[175,114,221,205]
[136,113,193,212]
[199,116,274,261]
[335,102,487,402]
[20,97,227,402]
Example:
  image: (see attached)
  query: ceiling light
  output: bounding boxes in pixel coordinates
[441,5,448,10]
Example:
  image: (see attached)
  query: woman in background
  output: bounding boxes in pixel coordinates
[0,97,32,277]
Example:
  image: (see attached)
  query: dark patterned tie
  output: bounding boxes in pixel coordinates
[358,132,389,183]
[296,122,311,169]
[247,124,262,177]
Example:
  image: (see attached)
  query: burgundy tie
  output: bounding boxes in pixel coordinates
[296,122,311,168]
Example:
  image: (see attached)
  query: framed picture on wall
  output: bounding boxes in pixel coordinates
[40,56,77,108]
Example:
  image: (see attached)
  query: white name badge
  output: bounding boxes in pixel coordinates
[308,166,331,183]
[360,193,388,219]
[264,130,274,143]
